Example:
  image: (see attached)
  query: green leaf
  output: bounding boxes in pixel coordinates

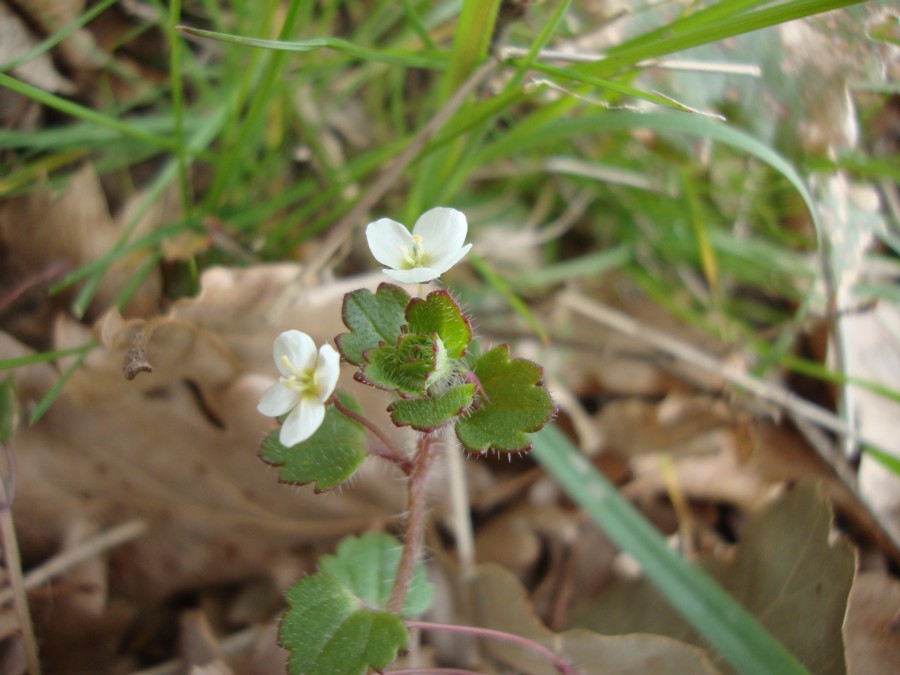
[319,532,435,618]
[280,573,408,675]
[336,284,410,367]
[405,289,472,359]
[359,334,438,395]
[389,383,476,431]
[259,393,367,492]
[455,345,554,453]
[279,532,435,675]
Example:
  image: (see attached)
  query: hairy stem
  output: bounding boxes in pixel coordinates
[388,433,440,614]
[331,394,412,474]
[405,620,581,675]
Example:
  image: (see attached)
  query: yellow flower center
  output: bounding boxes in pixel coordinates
[400,234,432,270]
[280,355,318,398]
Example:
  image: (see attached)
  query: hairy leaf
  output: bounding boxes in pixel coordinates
[456,345,554,453]
[319,532,435,618]
[389,383,476,431]
[259,392,367,491]
[280,573,407,675]
[280,532,435,675]
[406,289,472,359]
[358,333,439,395]
[336,284,409,366]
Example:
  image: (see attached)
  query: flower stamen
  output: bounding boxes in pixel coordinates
[280,355,316,395]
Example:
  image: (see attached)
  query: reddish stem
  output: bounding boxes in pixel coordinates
[0,260,69,311]
[386,669,482,675]
[331,394,412,474]
[388,433,440,614]
[405,620,582,675]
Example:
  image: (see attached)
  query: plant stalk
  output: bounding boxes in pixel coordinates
[405,620,580,675]
[0,450,41,675]
[388,433,440,614]
[331,394,412,473]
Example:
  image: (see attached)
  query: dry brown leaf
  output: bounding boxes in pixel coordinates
[0,3,75,94]
[1,265,408,670]
[0,165,162,332]
[7,0,104,72]
[471,563,720,675]
[570,481,856,674]
[843,571,900,675]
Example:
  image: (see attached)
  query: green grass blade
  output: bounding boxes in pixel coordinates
[502,0,572,92]
[863,445,900,476]
[405,0,501,216]
[509,245,632,290]
[28,349,92,425]
[0,73,178,150]
[176,26,446,69]
[0,342,96,371]
[576,0,868,79]
[400,0,437,50]
[531,425,809,675]
[478,111,820,232]
[168,0,191,220]
[196,0,304,210]
[524,61,715,113]
[440,0,502,101]
[468,254,548,344]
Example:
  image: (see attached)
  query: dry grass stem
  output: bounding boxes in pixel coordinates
[0,519,147,607]
[0,475,40,675]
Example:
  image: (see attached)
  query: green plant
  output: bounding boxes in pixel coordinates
[257,207,556,673]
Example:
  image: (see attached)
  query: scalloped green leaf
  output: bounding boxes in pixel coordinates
[358,333,438,395]
[319,532,435,618]
[389,383,476,431]
[279,532,435,675]
[259,392,367,491]
[456,345,554,453]
[336,283,410,366]
[280,573,407,675]
[406,289,472,359]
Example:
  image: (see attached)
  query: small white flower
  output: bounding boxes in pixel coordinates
[257,330,340,447]
[366,207,472,283]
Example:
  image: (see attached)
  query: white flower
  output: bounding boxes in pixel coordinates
[257,330,340,447]
[366,207,472,283]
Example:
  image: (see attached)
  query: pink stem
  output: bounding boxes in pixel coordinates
[405,620,582,675]
[386,669,482,675]
[331,394,412,474]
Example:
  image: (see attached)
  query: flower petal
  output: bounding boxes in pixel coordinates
[273,330,316,376]
[413,207,467,254]
[280,396,326,446]
[366,218,412,268]
[430,242,473,274]
[315,343,340,401]
[382,266,441,284]
[257,382,300,417]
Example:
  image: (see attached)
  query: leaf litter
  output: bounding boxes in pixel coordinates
[1,2,899,673]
